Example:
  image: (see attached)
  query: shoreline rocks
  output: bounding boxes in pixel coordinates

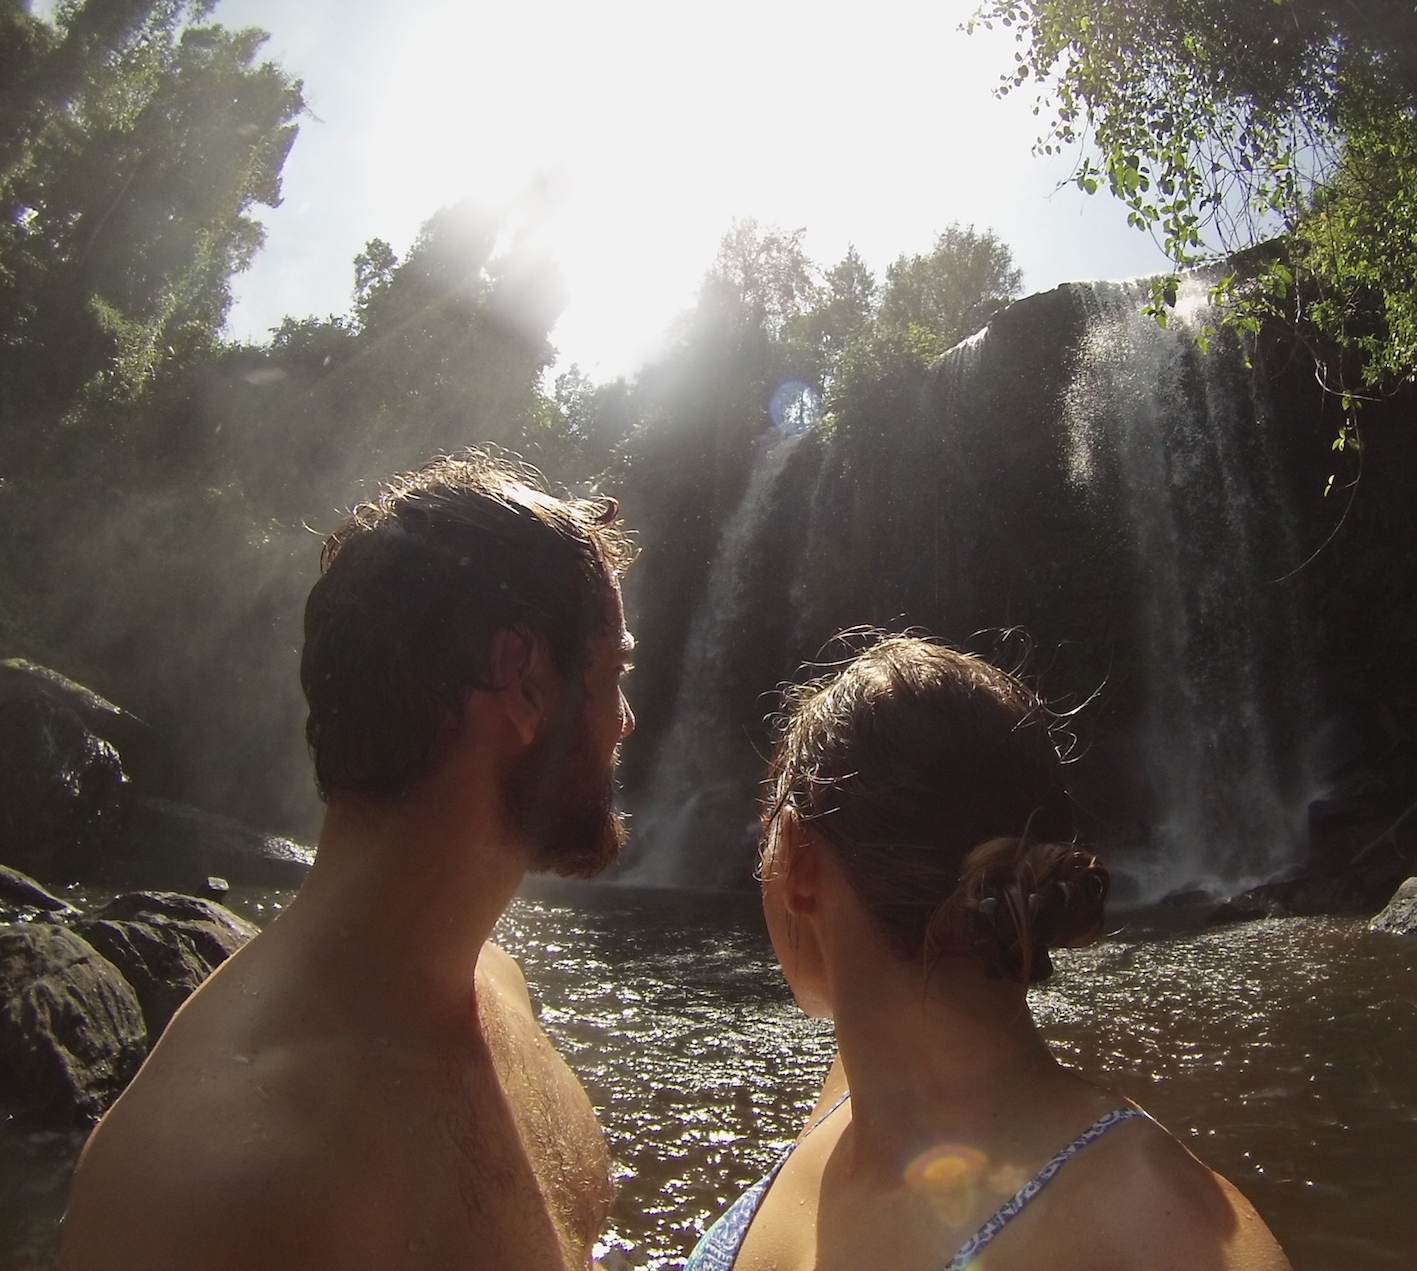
[74,893,258,1035]
[0,865,78,923]
[0,696,128,885]
[1370,877,1417,935]
[0,866,257,1126]
[0,923,146,1126]
[0,661,313,895]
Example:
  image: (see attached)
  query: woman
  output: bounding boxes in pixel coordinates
[686,636,1290,1271]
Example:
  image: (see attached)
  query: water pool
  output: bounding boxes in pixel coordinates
[3,883,1414,1270]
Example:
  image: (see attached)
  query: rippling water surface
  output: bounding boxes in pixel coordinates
[3,884,1416,1269]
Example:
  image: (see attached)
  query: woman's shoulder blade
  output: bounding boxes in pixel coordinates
[1027,1114,1293,1271]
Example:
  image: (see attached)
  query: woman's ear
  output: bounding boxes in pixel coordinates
[485,627,556,748]
[775,812,823,917]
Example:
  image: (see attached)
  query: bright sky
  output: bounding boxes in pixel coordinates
[209,0,1171,379]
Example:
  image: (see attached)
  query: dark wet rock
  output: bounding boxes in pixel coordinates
[0,658,142,744]
[1210,882,1306,924]
[74,892,256,1035]
[196,876,230,901]
[1210,786,1417,925]
[1210,866,1400,924]
[1158,887,1217,909]
[0,924,146,1125]
[89,890,258,939]
[0,696,128,884]
[104,796,313,892]
[0,865,79,924]
[1370,878,1417,934]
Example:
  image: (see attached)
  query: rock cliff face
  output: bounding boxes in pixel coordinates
[618,280,1417,902]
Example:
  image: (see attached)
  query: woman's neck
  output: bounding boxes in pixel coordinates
[823,932,1088,1182]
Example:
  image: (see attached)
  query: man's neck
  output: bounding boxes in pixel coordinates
[277,757,529,1035]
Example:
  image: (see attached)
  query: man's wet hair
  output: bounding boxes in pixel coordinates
[301,452,634,800]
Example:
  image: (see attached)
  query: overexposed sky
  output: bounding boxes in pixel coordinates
[210,0,1171,378]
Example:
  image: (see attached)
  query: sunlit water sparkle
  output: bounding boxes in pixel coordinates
[2,884,1415,1270]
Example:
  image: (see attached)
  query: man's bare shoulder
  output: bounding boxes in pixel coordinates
[474,940,614,1256]
[477,940,536,1013]
[1030,1113,1292,1271]
[63,1029,443,1267]
[61,946,492,1270]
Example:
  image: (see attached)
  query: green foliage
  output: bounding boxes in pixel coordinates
[878,224,1022,349]
[1293,98,1417,390]
[969,0,1417,406]
[147,200,574,513]
[0,0,304,452]
[801,245,877,363]
[817,224,1022,438]
[703,219,819,343]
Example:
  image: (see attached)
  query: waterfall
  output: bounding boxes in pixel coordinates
[625,277,1321,895]
[1062,279,1316,895]
[625,428,810,887]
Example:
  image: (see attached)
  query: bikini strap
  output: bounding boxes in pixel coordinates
[682,1091,851,1271]
[801,1090,851,1140]
[942,1106,1148,1271]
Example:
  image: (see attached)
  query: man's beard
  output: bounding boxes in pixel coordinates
[502,704,627,879]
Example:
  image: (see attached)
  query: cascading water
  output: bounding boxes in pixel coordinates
[626,426,810,887]
[1062,279,1316,895]
[625,277,1320,896]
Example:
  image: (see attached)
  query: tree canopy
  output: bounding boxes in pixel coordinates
[878,224,1022,351]
[0,0,304,457]
[971,0,1417,413]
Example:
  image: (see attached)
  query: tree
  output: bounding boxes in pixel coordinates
[802,244,878,365]
[163,200,573,514]
[0,0,304,454]
[970,0,1417,419]
[0,0,164,178]
[703,218,819,342]
[878,223,1023,353]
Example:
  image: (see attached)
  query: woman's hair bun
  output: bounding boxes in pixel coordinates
[926,836,1109,984]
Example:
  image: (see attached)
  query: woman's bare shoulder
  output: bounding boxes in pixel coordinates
[1036,1112,1293,1271]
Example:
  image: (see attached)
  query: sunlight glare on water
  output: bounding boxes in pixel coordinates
[500,888,1417,1271]
[3,888,1415,1271]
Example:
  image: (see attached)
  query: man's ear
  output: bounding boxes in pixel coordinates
[776,813,823,917]
[486,627,556,748]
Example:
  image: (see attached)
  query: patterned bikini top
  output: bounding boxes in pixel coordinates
[683,1099,1147,1271]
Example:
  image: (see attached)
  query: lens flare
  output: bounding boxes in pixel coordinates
[904,1144,989,1191]
[904,1143,991,1224]
[768,380,820,433]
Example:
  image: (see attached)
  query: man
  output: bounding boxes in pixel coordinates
[60,453,638,1270]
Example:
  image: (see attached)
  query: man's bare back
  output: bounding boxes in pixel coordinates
[59,925,611,1271]
[60,455,641,1268]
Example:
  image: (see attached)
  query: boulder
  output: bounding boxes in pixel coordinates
[196,876,230,901]
[0,864,79,924]
[0,923,147,1125]
[1370,877,1417,934]
[0,695,128,884]
[74,892,257,1035]
[106,796,313,892]
[1210,859,1414,925]
[0,658,143,747]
